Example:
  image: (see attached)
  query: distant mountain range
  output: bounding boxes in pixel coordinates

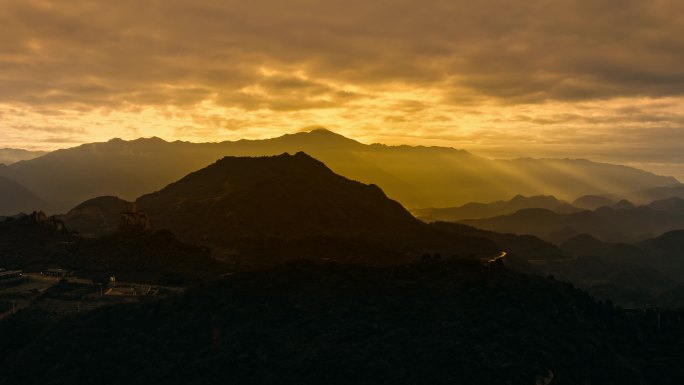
[0,148,46,165]
[0,129,679,214]
[457,197,684,244]
[546,230,684,308]
[413,194,580,221]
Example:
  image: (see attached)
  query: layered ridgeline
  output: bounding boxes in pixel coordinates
[413,194,580,221]
[0,129,679,213]
[8,153,567,278]
[458,198,684,245]
[0,148,46,164]
[543,230,684,308]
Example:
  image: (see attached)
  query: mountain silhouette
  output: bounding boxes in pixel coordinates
[612,199,636,210]
[414,194,579,221]
[0,176,49,216]
[0,129,678,213]
[572,195,617,210]
[0,148,46,164]
[137,152,423,239]
[629,185,684,203]
[135,152,441,264]
[129,152,505,265]
[648,197,684,215]
[60,196,133,237]
[461,201,684,245]
[559,233,612,257]
[642,230,684,275]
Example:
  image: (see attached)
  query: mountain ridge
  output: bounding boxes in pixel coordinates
[0,129,679,213]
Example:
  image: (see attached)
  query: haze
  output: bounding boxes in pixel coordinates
[1,0,683,179]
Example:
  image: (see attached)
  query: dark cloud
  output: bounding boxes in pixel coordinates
[1,0,682,109]
[1,0,684,179]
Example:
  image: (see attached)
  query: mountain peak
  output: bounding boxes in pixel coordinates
[612,199,635,210]
[274,128,364,148]
[136,153,423,257]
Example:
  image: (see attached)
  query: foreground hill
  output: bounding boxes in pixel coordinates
[59,196,132,237]
[0,129,678,213]
[0,214,224,284]
[2,260,682,385]
[135,152,500,265]
[0,176,49,216]
[138,152,423,240]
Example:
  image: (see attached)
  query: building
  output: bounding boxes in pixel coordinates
[0,268,24,284]
[41,268,73,279]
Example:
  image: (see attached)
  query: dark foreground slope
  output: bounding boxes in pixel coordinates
[2,260,682,385]
[0,214,224,284]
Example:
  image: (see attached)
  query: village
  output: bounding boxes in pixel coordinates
[0,266,173,320]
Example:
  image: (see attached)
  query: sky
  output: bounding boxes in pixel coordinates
[1,0,683,179]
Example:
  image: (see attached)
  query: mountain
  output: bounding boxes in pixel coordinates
[137,152,424,239]
[533,230,684,308]
[559,233,612,257]
[461,209,608,244]
[612,199,636,210]
[429,222,568,263]
[628,185,684,203]
[461,201,684,245]
[59,196,133,237]
[0,129,678,213]
[642,230,684,276]
[572,195,617,210]
[5,260,681,385]
[135,152,501,265]
[648,197,684,215]
[0,176,49,215]
[413,194,579,221]
[0,148,47,164]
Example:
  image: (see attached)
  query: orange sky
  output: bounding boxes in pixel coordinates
[1,0,683,179]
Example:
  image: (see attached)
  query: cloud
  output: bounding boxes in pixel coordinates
[1,0,684,178]
[1,0,682,108]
